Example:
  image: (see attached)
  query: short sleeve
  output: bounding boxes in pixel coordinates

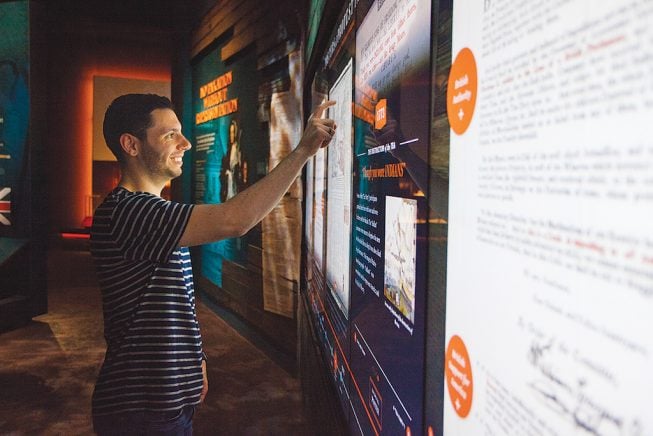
[110,193,194,263]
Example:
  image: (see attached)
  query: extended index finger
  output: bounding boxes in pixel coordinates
[311,100,336,119]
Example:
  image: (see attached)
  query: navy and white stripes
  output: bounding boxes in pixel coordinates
[91,187,203,416]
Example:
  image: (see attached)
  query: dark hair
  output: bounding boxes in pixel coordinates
[103,94,174,162]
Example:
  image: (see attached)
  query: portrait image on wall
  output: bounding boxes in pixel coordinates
[220,119,246,202]
[383,195,417,324]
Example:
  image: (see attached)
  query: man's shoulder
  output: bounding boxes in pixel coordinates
[100,186,129,203]
[98,187,162,210]
[92,187,192,233]
[91,188,146,230]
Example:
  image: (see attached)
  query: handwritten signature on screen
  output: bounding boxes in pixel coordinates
[527,339,642,436]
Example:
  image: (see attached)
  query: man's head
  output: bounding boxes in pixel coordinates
[103,94,174,163]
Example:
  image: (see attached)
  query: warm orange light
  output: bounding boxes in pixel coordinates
[60,232,90,240]
[74,65,171,227]
[81,216,93,228]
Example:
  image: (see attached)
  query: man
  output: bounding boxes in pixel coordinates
[90,94,336,435]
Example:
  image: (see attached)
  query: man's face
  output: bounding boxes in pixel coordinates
[139,108,191,182]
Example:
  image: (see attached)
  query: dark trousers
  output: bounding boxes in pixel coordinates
[93,405,195,436]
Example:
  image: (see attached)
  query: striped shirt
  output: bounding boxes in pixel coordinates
[90,187,203,416]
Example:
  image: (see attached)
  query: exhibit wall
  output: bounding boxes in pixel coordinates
[0,0,48,328]
[187,0,308,355]
[300,0,653,435]
[192,41,260,287]
[0,0,30,236]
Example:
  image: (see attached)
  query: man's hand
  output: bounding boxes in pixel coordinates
[200,359,208,403]
[297,100,337,157]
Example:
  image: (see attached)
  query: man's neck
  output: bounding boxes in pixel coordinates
[118,171,165,196]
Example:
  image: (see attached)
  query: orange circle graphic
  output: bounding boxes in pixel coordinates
[447,48,478,135]
[445,334,473,418]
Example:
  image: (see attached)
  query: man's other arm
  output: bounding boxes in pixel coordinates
[179,101,336,247]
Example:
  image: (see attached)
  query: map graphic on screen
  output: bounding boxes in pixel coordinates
[383,195,417,324]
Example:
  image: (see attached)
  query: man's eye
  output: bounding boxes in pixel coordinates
[166,132,176,140]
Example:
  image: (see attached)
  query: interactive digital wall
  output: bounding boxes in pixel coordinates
[349,0,431,433]
[443,0,653,434]
[304,0,432,434]
[304,3,355,424]
[302,0,653,435]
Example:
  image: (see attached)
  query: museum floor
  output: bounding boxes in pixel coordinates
[0,240,309,435]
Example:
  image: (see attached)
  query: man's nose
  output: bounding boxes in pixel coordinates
[178,135,191,150]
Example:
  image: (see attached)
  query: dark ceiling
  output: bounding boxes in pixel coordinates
[48,0,213,31]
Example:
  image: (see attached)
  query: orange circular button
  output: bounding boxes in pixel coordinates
[447,48,478,135]
[445,334,473,418]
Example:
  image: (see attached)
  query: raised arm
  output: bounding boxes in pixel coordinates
[179,101,336,247]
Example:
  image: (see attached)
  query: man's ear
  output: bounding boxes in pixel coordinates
[119,133,140,157]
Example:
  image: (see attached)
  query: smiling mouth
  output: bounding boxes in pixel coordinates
[171,156,183,165]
